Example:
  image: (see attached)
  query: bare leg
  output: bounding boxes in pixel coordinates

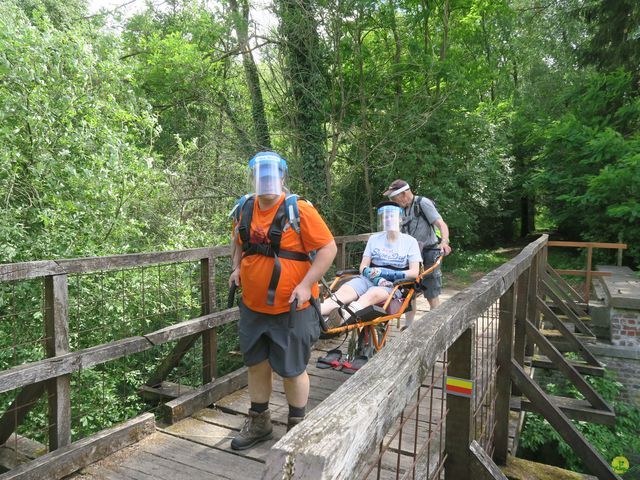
[321,284,359,315]
[405,295,439,328]
[357,287,390,308]
[282,371,310,408]
[427,296,441,309]
[404,297,417,328]
[248,359,272,404]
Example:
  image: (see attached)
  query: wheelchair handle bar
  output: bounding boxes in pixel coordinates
[416,254,443,283]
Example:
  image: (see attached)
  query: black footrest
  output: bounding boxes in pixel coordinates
[354,305,388,322]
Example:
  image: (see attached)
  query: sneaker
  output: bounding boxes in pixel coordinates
[230,409,273,450]
[287,416,304,432]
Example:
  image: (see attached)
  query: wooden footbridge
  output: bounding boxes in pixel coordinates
[0,235,626,479]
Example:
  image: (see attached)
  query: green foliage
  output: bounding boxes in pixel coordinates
[529,70,640,264]
[519,370,640,476]
[0,1,159,261]
[444,250,510,272]
[2,0,640,462]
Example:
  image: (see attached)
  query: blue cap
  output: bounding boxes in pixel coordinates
[248,151,288,175]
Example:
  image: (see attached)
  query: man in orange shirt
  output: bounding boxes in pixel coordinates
[229,151,336,450]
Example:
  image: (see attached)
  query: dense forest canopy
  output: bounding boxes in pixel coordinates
[1,0,639,265]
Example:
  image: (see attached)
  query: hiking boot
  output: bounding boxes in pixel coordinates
[287,416,304,432]
[230,409,273,450]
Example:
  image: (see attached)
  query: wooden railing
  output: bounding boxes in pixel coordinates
[0,234,623,479]
[0,234,372,478]
[547,241,627,303]
[264,235,621,480]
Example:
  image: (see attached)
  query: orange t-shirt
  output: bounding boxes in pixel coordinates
[236,194,334,314]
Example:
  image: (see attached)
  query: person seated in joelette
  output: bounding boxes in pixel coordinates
[321,201,421,326]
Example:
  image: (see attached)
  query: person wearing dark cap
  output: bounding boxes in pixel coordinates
[383,180,451,326]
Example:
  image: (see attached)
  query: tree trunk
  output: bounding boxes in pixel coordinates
[520,196,536,237]
[277,0,328,200]
[481,12,495,102]
[327,8,346,194]
[436,0,449,95]
[421,0,432,92]
[355,24,374,230]
[390,0,403,112]
[228,0,271,151]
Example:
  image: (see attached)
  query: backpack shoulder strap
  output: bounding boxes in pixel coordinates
[230,194,255,222]
[237,195,256,250]
[414,195,431,226]
[285,194,302,235]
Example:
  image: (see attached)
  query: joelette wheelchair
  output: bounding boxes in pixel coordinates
[317,256,442,369]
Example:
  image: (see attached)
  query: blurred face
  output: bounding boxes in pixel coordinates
[390,190,411,208]
[250,157,284,197]
[377,206,402,232]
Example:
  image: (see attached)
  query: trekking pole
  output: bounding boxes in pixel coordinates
[288,298,298,328]
[227,283,237,309]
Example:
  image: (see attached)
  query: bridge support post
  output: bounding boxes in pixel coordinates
[494,281,516,464]
[444,326,475,480]
[512,268,530,398]
[45,274,71,450]
[335,240,346,270]
[525,254,539,357]
[201,256,217,383]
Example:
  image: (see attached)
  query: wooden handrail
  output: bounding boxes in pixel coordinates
[263,235,549,479]
[547,240,627,303]
[555,269,611,277]
[0,234,371,282]
[547,241,627,249]
[1,234,621,479]
[0,233,372,473]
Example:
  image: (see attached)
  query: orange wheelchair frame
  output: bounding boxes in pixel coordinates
[320,256,443,353]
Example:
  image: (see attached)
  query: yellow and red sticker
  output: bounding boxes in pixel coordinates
[445,376,474,398]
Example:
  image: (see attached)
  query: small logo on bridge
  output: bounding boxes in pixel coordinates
[445,376,474,398]
[611,456,629,474]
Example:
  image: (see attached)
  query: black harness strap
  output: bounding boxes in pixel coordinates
[238,196,309,305]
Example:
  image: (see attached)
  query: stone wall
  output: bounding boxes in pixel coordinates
[611,308,640,347]
[591,344,640,406]
[596,265,640,348]
[594,265,640,403]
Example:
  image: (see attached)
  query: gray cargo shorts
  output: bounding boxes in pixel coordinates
[238,300,320,378]
[421,247,442,300]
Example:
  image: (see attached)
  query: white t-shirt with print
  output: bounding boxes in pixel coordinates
[363,232,422,269]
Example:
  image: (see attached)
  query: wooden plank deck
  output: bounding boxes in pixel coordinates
[69,289,518,480]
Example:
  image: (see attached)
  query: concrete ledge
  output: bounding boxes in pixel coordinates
[596,265,640,309]
[501,455,597,480]
[589,342,640,360]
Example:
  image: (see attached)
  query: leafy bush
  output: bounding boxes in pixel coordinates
[529,70,640,267]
